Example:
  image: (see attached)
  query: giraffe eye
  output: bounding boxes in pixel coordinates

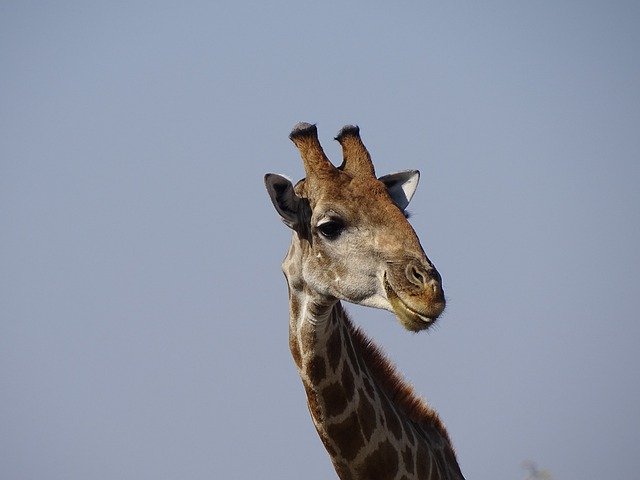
[317,219,345,239]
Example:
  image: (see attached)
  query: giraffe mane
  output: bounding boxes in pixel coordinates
[344,314,455,448]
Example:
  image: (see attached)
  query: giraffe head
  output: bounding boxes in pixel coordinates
[265,123,445,331]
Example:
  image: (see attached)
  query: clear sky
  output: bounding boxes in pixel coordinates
[2,2,639,479]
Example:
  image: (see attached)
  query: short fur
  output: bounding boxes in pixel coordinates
[346,317,453,445]
[266,123,464,480]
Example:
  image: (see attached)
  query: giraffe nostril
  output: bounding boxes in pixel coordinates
[406,263,442,289]
[407,264,428,286]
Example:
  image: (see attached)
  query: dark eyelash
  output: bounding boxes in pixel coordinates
[317,220,345,239]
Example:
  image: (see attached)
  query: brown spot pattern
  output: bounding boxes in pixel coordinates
[333,462,353,480]
[344,319,456,452]
[415,443,432,479]
[318,432,337,457]
[362,376,375,399]
[402,445,414,475]
[321,382,349,417]
[356,391,377,441]
[383,404,403,441]
[326,327,342,372]
[356,439,399,480]
[326,411,365,462]
[344,334,361,373]
[307,355,326,384]
[341,364,355,399]
[405,422,416,446]
[303,384,323,421]
[444,446,465,478]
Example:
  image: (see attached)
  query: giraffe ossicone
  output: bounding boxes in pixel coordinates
[265,123,464,480]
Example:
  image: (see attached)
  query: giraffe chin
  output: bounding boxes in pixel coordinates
[384,276,435,332]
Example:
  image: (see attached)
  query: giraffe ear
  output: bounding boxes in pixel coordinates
[379,170,420,211]
[265,173,302,229]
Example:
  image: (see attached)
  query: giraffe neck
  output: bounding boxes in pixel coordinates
[287,288,465,480]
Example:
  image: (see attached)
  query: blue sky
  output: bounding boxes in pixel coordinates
[2,2,639,479]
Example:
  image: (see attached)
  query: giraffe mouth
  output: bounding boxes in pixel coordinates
[383,274,435,332]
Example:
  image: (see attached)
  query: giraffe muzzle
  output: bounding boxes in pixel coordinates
[383,263,445,332]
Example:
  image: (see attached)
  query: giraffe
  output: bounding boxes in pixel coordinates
[265,122,465,480]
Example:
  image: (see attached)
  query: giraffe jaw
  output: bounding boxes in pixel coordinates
[383,274,436,332]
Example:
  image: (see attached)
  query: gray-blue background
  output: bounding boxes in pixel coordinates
[2,2,639,479]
